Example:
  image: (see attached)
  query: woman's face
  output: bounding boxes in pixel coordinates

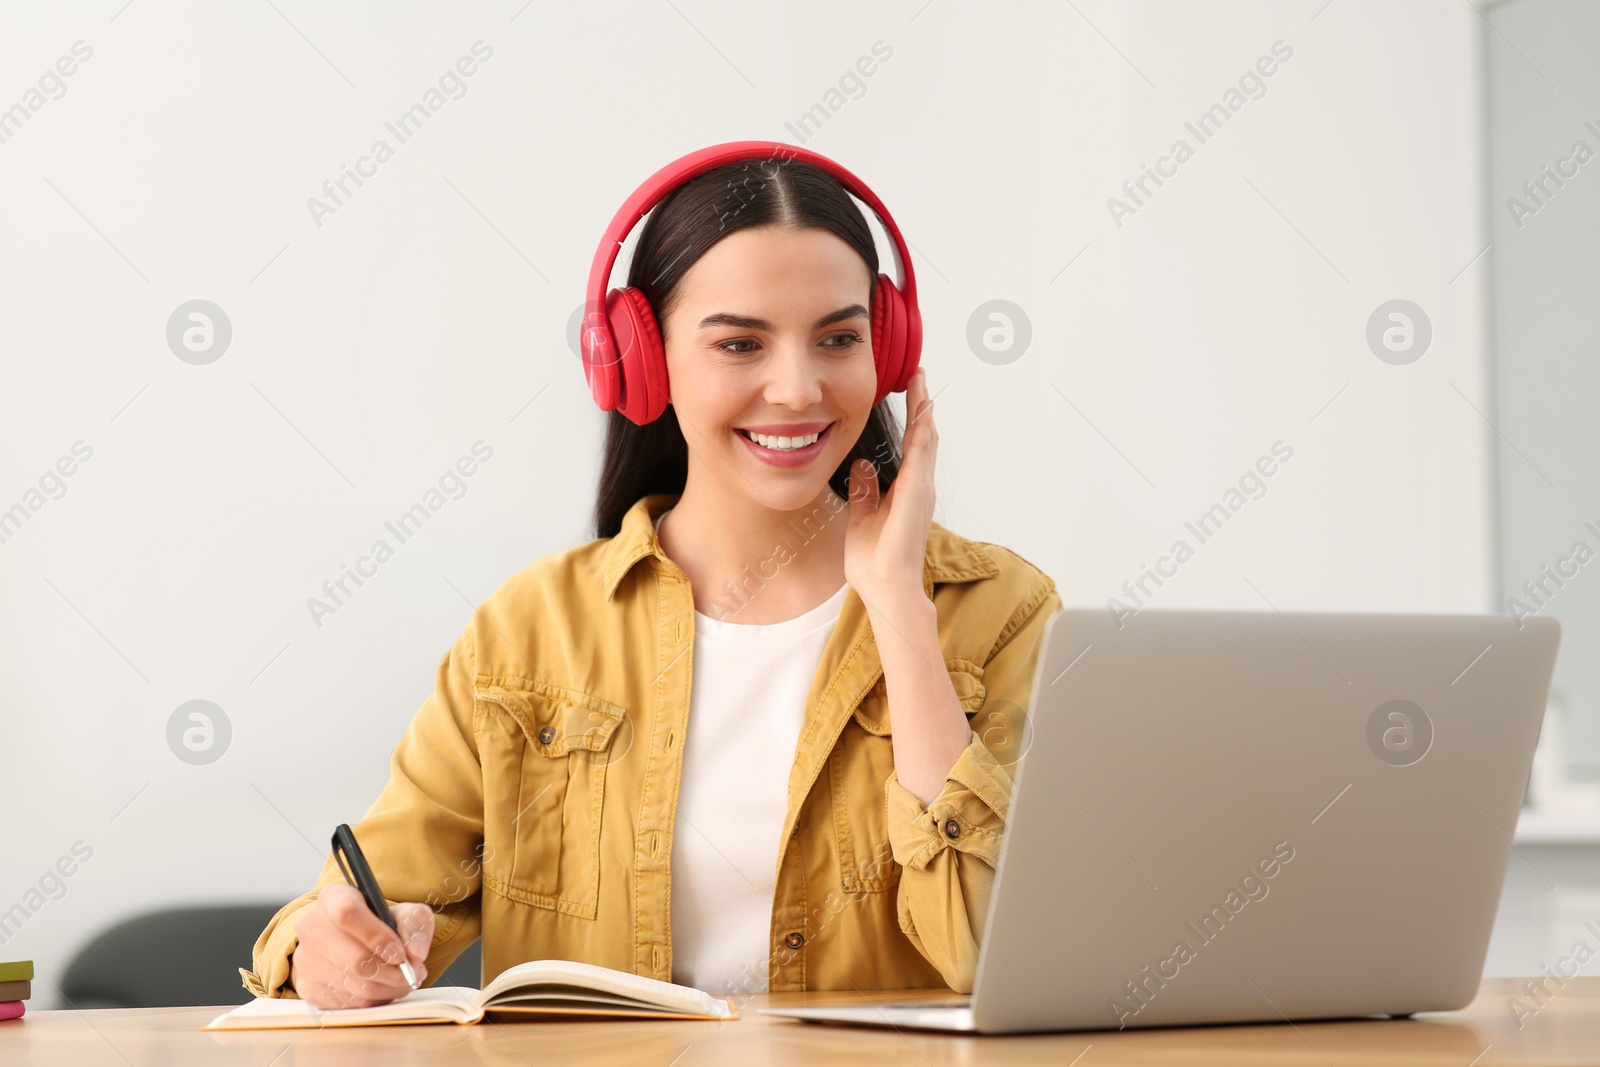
[661,224,878,513]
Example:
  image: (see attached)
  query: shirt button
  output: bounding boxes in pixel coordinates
[944,818,961,839]
[784,931,805,949]
[538,726,556,744]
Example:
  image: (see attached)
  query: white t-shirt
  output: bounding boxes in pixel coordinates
[656,509,849,994]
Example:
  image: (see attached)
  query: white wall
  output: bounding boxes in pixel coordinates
[0,0,1518,1007]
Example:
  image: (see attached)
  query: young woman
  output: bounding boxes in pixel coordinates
[244,144,1061,1008]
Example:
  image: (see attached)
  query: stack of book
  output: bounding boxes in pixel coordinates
[0,960,31,1020]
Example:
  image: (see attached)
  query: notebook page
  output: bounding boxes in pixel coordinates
[202,986,481,1030]
[480,960,732,1018]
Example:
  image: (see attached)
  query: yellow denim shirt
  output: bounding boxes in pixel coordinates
[243,491,1061,999]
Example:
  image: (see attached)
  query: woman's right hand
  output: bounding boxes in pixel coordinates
[287,884,433,1008]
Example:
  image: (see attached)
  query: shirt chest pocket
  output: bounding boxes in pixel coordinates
[849,658,988,740]
[476,680,630,920]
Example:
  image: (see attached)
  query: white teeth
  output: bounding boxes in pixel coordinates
[745,429,822,451]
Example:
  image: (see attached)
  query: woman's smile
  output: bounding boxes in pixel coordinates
[734,420,838,468]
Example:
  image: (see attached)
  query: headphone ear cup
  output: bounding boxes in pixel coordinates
[871,274,910,408]
[897,281,921,390]
[581,306,622,412]
[607,287,669,425]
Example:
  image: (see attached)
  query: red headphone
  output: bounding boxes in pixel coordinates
[581,141,922,426]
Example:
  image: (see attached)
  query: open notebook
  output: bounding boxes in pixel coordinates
[203,959,736,1029]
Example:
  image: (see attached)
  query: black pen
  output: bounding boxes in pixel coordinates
[331,823,419,990]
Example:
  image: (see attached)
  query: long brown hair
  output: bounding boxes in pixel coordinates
[591,157,905,539]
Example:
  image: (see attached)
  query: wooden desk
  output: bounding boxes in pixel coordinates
[1,979,1595,1065]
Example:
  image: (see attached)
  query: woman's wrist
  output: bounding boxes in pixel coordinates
[855,576,930,619]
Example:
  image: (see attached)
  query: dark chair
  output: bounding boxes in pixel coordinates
[60,904,482,1008]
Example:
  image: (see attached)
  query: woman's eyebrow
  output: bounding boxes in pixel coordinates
[697,304,870,332]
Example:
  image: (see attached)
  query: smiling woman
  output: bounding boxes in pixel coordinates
[253,144,1061,1011]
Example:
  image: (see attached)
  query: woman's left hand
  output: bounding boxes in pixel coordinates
[845,366,937,604]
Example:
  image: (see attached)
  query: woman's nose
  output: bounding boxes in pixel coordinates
[764,343,824,407]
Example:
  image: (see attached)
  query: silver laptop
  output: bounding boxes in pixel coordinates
[760,607,1561,1034]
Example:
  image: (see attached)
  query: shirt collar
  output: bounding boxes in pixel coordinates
[601,492,682,601]
[601,491,1000,602]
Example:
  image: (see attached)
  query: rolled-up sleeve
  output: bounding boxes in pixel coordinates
[240,623,486,1000]
[884,579,1061,992]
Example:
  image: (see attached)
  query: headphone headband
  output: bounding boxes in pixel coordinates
[584,141,918,327]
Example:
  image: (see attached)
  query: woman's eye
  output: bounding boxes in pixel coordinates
[715,333,862,355]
